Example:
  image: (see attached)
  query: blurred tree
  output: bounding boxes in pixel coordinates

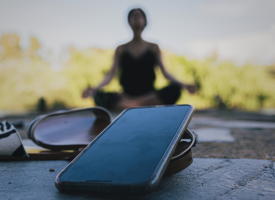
[0,34,21,60]
[28,37,41,58]
[0,33,275,111]
[37,97,47,112]
[0,34,66,111]
[257,93,269,108]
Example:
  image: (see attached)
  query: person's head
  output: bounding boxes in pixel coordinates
[128,8,147,31]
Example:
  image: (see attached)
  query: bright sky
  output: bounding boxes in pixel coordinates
[0,0,275,65]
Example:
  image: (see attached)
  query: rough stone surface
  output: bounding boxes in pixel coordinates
[192,128,275,160]
[1,159,274,200]
[189,117,275,129]
[192,128,234,142]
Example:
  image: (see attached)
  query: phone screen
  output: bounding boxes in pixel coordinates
[60,105,191,183]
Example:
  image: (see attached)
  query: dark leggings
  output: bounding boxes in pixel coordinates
[94,83,181,109]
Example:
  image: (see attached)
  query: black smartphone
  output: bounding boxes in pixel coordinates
[55,104,194,194]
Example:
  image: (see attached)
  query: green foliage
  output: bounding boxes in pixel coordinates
[61,47,120,107]
[162,53,275,109]
[0,34,66,111]
[0,34,274,111]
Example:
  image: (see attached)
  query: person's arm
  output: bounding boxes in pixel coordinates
[153,44,196,94]
[82,46,122,98]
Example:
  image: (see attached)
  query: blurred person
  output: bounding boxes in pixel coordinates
[82,8,196,110]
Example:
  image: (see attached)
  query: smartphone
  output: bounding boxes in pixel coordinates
[55,104,194,194]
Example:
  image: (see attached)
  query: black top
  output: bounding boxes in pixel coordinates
[119,48,158,96]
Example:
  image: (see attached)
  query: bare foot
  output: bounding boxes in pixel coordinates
[134,92,162,105]
[113,92,162,110]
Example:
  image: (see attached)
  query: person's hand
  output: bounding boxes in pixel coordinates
[82,87,96,98]
[185,84,197,94]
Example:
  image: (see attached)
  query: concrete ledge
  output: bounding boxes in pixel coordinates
[1,158,274,200]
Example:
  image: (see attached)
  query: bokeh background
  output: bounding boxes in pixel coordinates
[1,0,275,113]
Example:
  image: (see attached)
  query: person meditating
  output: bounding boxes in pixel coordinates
[82,8,196,110]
